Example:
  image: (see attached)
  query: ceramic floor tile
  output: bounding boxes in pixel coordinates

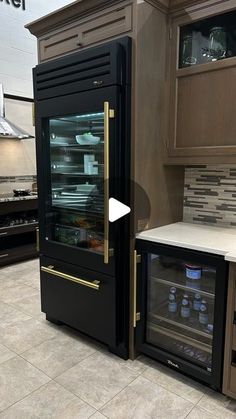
[10,293,41,317]
[186,406,218,419]
[101,376,194,419]
[0,356,50,413]
[143,362,206,404]
[0,284,38,304]
[13,274,40,290]
[0,344,15,365]
[90,413,107,419]
[22,333,97,378]
[0,381,95,419]
[198,389,236,419]
[0,300,31,327]
[56,350,140,409]
[0,317,59,354]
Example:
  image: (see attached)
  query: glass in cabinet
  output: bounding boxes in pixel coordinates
[179,10,236,68]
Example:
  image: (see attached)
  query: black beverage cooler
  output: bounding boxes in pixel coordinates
[136,239,228,390]
[33,37,131,359]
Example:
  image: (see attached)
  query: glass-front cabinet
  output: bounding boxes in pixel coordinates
[48,111,105,255]
[168,5,236,160]
[179,10,236,68]
[136,241,228,390]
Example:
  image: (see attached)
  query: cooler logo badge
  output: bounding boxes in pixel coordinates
[167,360,180,369]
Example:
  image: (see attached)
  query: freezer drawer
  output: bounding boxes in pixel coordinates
[40,256,116,346]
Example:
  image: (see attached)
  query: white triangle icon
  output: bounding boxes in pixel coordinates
[109,198,131,222]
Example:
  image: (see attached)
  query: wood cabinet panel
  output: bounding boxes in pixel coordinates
[230,366,236,395]
[176,66,236,150]
[223,263,236,399]
[39,3,133,62]
[78,4,132,47]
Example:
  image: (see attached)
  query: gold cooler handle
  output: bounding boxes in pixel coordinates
[133,250,138,327]
[41,265,100,291]
[104,101,114,264]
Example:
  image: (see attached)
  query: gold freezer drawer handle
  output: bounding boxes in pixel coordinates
[41,265,100,291]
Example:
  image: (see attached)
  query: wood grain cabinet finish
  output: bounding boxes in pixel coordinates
[223,263,236,399]
[39,3,133,62]
[167,1,236,161]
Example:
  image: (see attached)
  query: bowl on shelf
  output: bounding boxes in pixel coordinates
[75,133,100,145]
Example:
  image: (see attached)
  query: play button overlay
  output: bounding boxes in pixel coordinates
[109,198,131,222]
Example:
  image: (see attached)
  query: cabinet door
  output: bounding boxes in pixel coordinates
[168,5,236,159]
[39,3,133,62]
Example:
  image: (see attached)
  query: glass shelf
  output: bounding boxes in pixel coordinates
[151,276,215,299]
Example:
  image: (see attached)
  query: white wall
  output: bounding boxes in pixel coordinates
[0,0,74,98]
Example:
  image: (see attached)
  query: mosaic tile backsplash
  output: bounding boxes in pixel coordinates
[183,166,236,227]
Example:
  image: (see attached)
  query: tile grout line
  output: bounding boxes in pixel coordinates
[141,372,205,406]
[0,378,53,415]
[96,367,148,413]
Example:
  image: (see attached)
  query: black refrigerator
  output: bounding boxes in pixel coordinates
[136,239,228,390]
[33,37,131,359]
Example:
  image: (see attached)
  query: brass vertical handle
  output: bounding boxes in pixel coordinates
[104,101,114,264]
[133,251,141,328]
[133,250,138,328]
[36,227,39,252]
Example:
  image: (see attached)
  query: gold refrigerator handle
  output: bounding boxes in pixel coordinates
[133,250,138,328]
[41,265,100,290]
[104,101,114,264]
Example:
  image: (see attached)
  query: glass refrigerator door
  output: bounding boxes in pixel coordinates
[45,107,110,262]
[146,254,216,372]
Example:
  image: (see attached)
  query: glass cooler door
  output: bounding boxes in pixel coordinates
[146,254,217,372]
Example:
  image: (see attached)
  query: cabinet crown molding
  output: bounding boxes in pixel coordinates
[25,0,128,37]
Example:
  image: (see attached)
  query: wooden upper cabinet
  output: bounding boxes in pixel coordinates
[39,2,133,62]
[167,2,236,160]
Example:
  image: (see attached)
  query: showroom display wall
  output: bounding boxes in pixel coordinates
[0,0,72,181]
[0,0,72,97]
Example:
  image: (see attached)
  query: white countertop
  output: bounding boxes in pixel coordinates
[136,222,236,261]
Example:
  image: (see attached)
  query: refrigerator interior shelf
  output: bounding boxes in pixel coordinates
[149,311,213,340]
[151,276,215,299]
[50,145,104,152]
[148,322,212,354]
[51,172,103,177]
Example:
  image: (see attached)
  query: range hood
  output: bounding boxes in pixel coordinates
[0,84,34,139]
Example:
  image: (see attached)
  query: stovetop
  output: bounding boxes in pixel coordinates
[0,193,38,203]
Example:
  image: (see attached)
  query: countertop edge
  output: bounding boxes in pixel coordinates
[136,222,236,261]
